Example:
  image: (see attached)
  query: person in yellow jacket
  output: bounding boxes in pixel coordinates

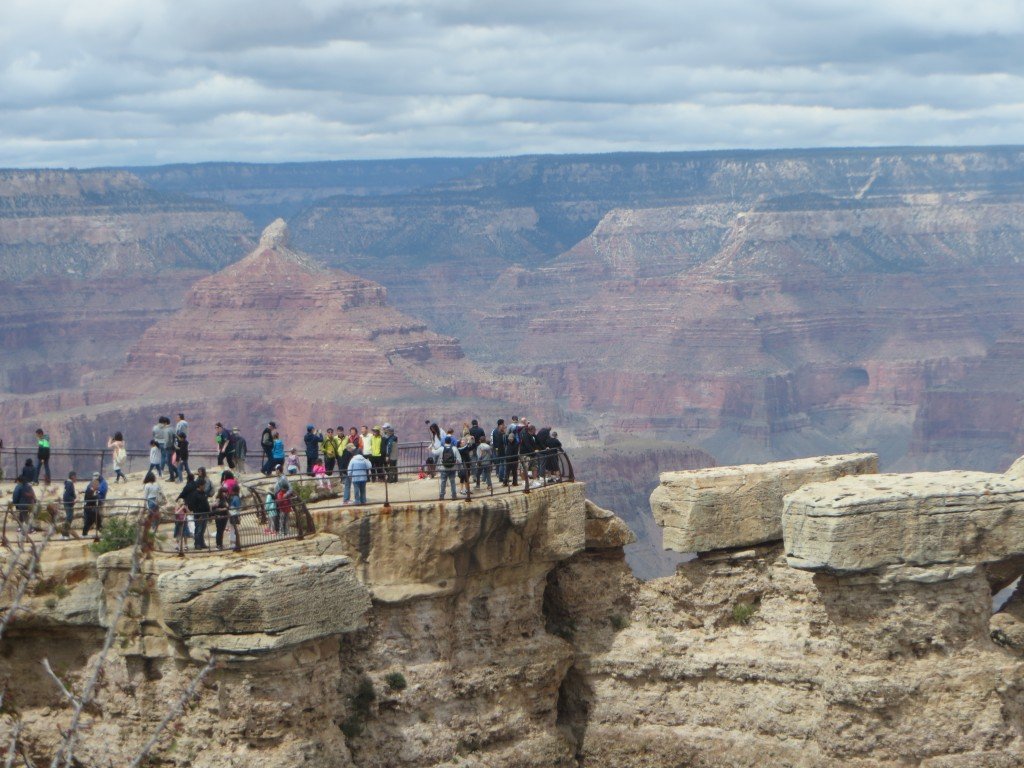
[369,426,385,482]
[321,428,344,476]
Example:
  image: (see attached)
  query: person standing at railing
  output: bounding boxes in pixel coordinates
[303,424,323,475]
[34,429,51,486]
[148,440,162,477]
[152,417,174,480]
[476,437,493,492]
[491,420,507,485]
[368,426,384,482]
[94,471,108,533]
[183,467,214,550]
[339,443,356,503]
[433,435,463,501]
[82,476,101,540]
[174,430,190,481]
[12,474,36,532]
[504,421,520,486]
[545,430,564,480]
[347,449,372,505]
[322,428,342,477]
[215,422,231,467]
[108,432,127,483]
[61,471,77,538]
[260,421,276,474]
[382,424,398,482]
[270,432,285,474]
[232,428,247,474]
[212,486,230,550]
[142,471,164,533]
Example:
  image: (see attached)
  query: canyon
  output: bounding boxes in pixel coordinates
[3,452,1024,765]
[3,147,1024,577]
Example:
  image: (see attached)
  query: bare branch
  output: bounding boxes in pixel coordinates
[0,525,57,641]
[39,661,77,708]
[4,721,22,768]
[127,654,216,768]
[50,514,147,768]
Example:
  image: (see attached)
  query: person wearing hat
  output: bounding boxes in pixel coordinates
[432,434,463,501]
[382,423,398,482]
[303,424,323,475]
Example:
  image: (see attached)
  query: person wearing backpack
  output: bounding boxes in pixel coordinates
[433,435,463,501]
[62,471,78,538]
[12,474,37,532]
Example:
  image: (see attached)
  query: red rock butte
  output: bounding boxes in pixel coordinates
[1,219,541,447]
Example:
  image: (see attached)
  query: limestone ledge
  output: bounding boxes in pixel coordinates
[783,470,1024,574]
[97,536,370,660]
[652,453,877,553]
[311,482,588,603]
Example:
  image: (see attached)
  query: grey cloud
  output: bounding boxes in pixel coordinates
[0,0,1022,168]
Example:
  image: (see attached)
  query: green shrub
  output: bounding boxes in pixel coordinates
[91,516,139,555]
[384,672,407,692]
[340,714,363,739]
[609,614,629,631]
[351,677,376,715]
[294,481,316,503]
[732,601,757,625]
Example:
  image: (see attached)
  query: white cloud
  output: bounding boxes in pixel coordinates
[0,0,1021,167]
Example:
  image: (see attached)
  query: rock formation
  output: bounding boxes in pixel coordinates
[652,453,877,553]
[4,454,1024,765]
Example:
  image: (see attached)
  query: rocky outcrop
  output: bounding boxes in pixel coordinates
[155,554,370,657]
[783,470,1024,574]
[652,453,877,553]
[546,453,1024,767]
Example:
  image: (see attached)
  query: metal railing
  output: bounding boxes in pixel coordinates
[0,442,438,484]
[245,447,576,508]
[1,447,576,555]
[0,492,312,555]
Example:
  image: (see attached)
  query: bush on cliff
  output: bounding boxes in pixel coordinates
[91,516,139,555]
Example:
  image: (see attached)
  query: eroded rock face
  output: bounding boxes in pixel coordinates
[549,545,1024,767]
[783,470,1024,573]
[156,555,371,657]
[652,453,877,553]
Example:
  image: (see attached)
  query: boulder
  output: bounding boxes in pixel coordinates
[584,499,637,550]
[651,453,877,553]
[783,470,1024,573]
[156,554,371,657]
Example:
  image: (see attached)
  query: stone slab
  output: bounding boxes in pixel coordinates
[156,554,371,655]
[783,470,1024,574]
[651,453,877,553]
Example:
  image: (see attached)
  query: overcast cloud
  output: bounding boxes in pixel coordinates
[1,0,1022,167]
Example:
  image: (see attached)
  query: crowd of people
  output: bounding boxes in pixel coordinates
[3,412,568,539]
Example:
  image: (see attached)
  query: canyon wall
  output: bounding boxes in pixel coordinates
[4,455,1024,766]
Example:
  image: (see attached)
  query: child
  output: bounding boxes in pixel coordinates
[228,487,242,551]
[174,500,188,555]
[148,440,162,477]
[108,433,127,483]
[275,488,292,535]
[264,491,278,535]
[285,448,300,476]
[313,460,329,489]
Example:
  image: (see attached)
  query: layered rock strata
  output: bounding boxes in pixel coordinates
[652,453,877,553]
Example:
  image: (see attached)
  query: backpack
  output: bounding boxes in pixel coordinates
[441,446,456,469]
[506,426,519,446]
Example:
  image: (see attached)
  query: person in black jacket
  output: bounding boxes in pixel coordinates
[260,421,276,474]
[179,467,213,549]
[491,420,507,484]
[303,425,323,475]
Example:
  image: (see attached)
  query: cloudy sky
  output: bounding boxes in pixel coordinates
[1,0,1022,168]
